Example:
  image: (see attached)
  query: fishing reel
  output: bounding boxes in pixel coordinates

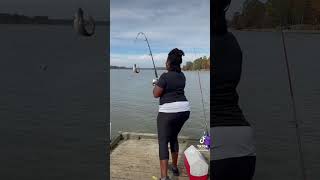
[152,78,158,86]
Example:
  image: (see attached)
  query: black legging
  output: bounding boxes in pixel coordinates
[211,156,256,180]
[157,111,190,160]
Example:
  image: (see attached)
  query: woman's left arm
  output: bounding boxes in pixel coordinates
[153,85,164,98]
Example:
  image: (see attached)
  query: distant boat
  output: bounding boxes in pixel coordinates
[133,64,140,73]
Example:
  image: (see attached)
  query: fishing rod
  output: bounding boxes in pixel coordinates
[135,32,158,78]
[280,24,307,180]
[193,48,209,137]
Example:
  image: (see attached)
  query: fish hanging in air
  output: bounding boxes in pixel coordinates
[73,8,95,37]
[133,64,140,73]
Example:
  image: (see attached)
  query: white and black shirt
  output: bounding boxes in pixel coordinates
[156,71,190,113]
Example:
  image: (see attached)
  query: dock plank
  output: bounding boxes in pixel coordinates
[111,138,190,180]
[111,132,209,180]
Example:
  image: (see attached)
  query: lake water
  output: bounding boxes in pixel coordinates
[110,69,210,139]
[0,25,108,179]
[1,25,319,180]
[233,31,320,180]
[110,32,320,179]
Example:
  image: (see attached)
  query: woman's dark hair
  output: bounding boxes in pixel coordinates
[167,48,184,72]
[213,0,231,35]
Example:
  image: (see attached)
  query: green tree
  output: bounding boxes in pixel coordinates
[182,56,210,71]
[193,58,203,70]
[231,12,242,29]
[231,0,307,29]
[242,0,267,28]
[183,61,193,71]
[201,56,208,69]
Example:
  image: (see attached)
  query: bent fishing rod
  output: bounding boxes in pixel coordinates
[280,25,307,180]
[135,32,158,78]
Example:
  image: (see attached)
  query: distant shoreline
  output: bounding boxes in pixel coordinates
[230,24,320,34]
[110,68,210,72]
[231,29,320,34]
[110,66,166,70]
[0,21,109,26]
[185,69,210,71]
[0,13,108,26]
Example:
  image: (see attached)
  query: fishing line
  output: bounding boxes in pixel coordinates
[193,48,209,136]
[135,32,158,78]
[280,26,307,180]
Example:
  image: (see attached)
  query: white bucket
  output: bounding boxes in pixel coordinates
[184,145,208,178]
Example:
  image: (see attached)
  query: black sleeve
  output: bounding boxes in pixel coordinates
[156,73,167,88]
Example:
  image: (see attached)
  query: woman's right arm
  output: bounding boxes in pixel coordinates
[153,85,164,98]
[153,74,166,98]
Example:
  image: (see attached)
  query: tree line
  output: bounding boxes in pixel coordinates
[230,0,319,29]
[182,56,210,71]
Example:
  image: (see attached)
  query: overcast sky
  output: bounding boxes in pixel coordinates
[110,0,210,68]
[0,0,252,20]
[0,0,108,20]
[0,0,249,20]
[0,0,255,68]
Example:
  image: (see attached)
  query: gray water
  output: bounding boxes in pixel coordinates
[0,25,108,179]
[110,31,320,180]
[233,31,320,180]
[110,69,210,139]
[0,25,319,180]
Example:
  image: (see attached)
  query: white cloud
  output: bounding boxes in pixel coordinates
[110,0,210,66]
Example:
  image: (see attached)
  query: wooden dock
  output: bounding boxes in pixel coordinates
[110,132,210,180]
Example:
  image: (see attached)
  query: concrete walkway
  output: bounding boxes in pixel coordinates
[110,132,209,180]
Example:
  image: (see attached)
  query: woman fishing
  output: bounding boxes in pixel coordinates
[211,0,256,179]
[152,48,190,180]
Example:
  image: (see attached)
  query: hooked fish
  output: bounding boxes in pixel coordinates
[73,8,95,37]
[133,64,140,73]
